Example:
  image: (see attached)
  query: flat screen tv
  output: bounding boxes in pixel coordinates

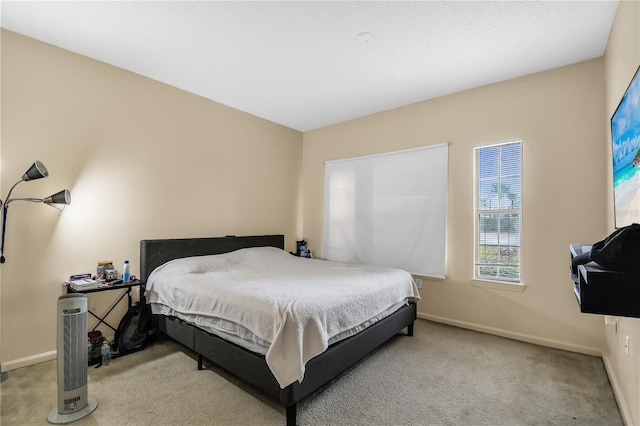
[611,65,640,228]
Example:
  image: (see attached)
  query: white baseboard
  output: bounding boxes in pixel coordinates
[417,312,602,357]
[601,352,634,426]
[2,350,56,371]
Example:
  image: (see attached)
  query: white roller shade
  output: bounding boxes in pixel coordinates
[323,143,448,278]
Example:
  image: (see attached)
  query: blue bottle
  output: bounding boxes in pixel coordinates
[123,260,131,283]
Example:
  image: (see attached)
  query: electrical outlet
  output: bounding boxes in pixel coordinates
[625,336,630,357]
[415,278,422,289]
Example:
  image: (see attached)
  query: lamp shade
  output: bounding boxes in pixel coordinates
[22,161,49,181]
[43,189,71,206]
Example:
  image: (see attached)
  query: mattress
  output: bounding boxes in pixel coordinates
[145,246,420,388]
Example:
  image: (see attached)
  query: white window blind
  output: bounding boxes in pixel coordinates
[323,143,448,278]
[474,140,522,283]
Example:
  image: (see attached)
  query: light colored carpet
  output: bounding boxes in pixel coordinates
[1,319,623,425]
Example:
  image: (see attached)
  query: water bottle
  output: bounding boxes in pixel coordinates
[123,260,131,284]
[101,340,112,366]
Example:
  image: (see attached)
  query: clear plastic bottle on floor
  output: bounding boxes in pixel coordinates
[101,340,112,366]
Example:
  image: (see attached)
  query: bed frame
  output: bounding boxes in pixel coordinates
[140,234,416,425]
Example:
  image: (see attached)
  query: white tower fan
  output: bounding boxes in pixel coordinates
[47,294,98,424]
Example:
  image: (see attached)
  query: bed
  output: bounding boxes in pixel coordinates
[140,234,419,425]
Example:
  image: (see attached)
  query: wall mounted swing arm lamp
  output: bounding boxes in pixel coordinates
[0,161,71,264]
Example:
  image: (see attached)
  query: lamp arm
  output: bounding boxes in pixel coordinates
[5,198,45,205]
[0,161,56,264]
[4,180,24,205]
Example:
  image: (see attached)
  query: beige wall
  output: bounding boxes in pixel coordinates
[303,59,608,355]
[603,1,640,424]
[0,30,303,368]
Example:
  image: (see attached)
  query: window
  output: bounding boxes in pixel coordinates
[474,140,522,283]
[323,143,448,278]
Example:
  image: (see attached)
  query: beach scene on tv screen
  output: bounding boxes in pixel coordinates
[612,68,640,227]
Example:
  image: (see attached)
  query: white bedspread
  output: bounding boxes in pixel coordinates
[144,246,420,388]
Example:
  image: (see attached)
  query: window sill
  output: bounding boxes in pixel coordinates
[471,278,526,292]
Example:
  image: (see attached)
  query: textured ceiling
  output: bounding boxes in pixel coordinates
[1,1,619,131]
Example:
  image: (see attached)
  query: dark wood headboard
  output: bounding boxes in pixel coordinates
[139,234,285,282]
